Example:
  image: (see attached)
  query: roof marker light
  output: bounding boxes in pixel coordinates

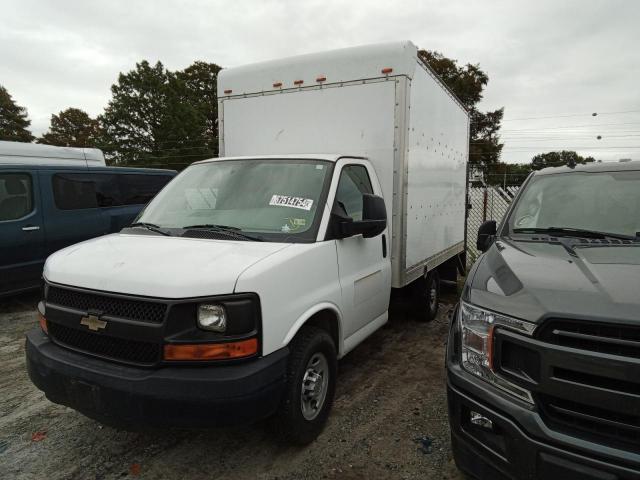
[381,67,393,74]
[273,82,283,88]
[316,76,327,83]
[294,79,304,86]
[223,89,232,94]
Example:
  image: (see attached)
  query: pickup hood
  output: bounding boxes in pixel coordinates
[44,233,290,298]
[468,238,640,325]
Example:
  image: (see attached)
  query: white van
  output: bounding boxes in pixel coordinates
[26,41,469,444]
[0,140,106,166]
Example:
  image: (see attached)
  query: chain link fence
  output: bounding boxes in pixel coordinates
[466,185,520,266]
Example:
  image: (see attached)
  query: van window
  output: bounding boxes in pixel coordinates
[0,173,33,221]
[119,174,172,205]
[52,173,171,210]
[52,174,100,210]
[334,165,373,221]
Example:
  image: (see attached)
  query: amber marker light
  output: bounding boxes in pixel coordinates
[223,89,232,94]
[316,76,327,83]
[293,79,304,86]
[164,338,258,361]
[38,312,48,334]
[381,67,393,74]
[273,82,283,88]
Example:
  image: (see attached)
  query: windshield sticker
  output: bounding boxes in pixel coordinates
[269,194,314,211]
[291,218,306,227]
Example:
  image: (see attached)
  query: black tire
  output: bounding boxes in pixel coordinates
[410,270,440,322]
[272,326,337,445]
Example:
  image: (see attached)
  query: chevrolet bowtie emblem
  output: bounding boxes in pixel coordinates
[80,314,107,331]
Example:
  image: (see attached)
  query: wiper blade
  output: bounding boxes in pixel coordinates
[129,222,170,236]
[512,227,634,240]
[182,224,242,231]
[181,224,264,242]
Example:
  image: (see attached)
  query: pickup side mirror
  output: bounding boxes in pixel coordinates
[330,194,387,239]
[477,220,497,252]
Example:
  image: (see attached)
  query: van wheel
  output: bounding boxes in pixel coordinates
[410,270,440,322]
[273,326,337,445]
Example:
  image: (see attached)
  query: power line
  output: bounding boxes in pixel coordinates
[496,109,640,123]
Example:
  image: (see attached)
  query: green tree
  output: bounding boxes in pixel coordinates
[99,60,220,168]
[176,61,222,157]
[530,151,596,170]
[0,85,34,142]
[37,108,101,147]
[418,50,503,167]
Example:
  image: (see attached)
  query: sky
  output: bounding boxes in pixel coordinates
[2,0,639,164]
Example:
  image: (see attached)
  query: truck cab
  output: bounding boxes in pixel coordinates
[447,161,640,478]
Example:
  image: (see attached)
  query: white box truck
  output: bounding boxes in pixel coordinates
[26,41,469,444]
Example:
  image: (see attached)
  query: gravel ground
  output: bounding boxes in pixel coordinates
[0,290,464,480]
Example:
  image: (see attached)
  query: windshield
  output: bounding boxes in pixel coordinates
[508,170,640,238]
[137,159,333,242]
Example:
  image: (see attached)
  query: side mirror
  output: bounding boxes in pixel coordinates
[477,220,497,252]
[330,194,387,239]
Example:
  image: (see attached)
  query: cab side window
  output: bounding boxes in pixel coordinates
[334,165,373,221]
[0,173,33,221]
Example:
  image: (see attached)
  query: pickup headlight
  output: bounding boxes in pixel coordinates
[459,301,536,403]
[197,304,227,332]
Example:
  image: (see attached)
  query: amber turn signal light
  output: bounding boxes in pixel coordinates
[38,313,48,334]
[164,338,258,361]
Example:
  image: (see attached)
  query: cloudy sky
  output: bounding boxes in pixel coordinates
[2,0,639,164]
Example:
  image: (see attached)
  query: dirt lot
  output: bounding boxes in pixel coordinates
[0,290,464,480]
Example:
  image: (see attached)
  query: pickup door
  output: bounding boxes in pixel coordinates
[332,161,391,338]
[0,169,45,294]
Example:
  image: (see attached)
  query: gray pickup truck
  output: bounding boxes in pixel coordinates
[447,160,640,479]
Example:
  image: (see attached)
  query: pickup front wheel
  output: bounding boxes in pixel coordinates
[273,326,337,445]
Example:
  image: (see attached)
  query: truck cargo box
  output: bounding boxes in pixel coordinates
[218,41,469,288]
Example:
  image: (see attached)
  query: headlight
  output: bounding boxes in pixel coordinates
[459,301,536,403]
[197,304,227,332]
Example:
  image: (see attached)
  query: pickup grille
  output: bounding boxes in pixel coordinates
[540,395,640,450]
[534,319,640,451]
[47,286,167,324]
[48,322,160,365]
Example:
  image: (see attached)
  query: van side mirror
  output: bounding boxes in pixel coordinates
[330,194,387,239]
[477,220,497,252]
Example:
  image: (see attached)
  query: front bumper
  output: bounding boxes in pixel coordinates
[26,329,288,428]
[447,364,640,480]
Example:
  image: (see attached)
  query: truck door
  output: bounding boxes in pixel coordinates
[0,170,45,294]
[333,162,391,338]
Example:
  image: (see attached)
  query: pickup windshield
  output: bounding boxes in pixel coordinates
[137,159,333,242]
[508,170,640,238]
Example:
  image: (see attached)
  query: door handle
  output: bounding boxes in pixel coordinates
[381,234,387,258]
[22,226,41,231]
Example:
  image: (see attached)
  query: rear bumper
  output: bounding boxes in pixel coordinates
[26,328,288,428]
[447,366,640,480]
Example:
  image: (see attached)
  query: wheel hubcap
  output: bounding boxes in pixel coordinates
[301,352,329,420]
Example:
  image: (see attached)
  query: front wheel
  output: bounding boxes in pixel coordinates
[272,326,337,445]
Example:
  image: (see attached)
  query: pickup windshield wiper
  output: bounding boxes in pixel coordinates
[181,224,264,242]
[129,222,171,236]
[512,227,635,241]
